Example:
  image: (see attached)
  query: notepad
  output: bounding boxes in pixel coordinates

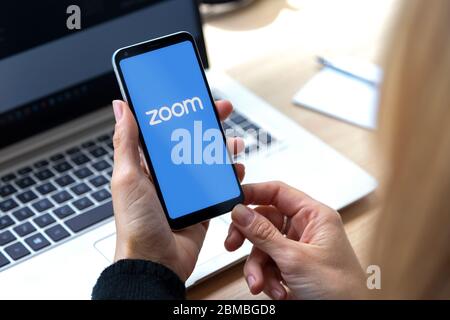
[293,60,382,130]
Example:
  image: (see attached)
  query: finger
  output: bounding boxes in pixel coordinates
[245,182,342,244]
[225,206,280,251]
[234,163,246,183]
[262,263,288,300]
[253,206,284,231]
[201,220,210,232]
[227,137,245,156]
[112,100,141,175]
[242,206,284,296]
[242,181,313,217]
[215,100,233,121]
[224,224,244,252]
[231,204,291,260]
[243,247,269,295]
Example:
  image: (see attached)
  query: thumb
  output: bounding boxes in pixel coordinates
[231,204,289,260]
[112,100,141,173]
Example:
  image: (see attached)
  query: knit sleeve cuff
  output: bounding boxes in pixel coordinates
[92,259,186,300]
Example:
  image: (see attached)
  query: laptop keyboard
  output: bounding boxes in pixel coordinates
[0,110,276,271]
[0,132,115,270]
[225,111,276,157]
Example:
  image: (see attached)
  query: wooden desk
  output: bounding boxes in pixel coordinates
[188,0,400,299]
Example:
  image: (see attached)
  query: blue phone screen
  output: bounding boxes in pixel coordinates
[119,40,240,219]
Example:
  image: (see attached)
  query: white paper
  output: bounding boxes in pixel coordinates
[292,65,381,130]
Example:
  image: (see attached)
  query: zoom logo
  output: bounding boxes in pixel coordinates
[145,96,204,126]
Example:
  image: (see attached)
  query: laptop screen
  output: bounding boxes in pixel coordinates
[0,0,207,148]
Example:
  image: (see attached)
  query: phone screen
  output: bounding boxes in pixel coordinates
[118,39,241,221]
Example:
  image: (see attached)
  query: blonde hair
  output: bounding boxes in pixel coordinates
[371,0,450,299]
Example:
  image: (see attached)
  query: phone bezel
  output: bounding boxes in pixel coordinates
[112,31,243,230]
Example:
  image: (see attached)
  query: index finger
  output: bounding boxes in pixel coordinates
[242,181,313,217]
[215,100,233,121]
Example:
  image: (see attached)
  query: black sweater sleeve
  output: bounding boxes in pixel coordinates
[91,259,186,300]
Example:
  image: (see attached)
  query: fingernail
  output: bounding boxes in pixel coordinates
[232,204,254,227]
[271,288,284,300]
[112,100,123,122]
[247,275,256,289]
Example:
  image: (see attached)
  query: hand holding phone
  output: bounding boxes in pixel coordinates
[113,32,243,230]
[111,98,245,281]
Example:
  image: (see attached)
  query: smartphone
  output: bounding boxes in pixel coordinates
[112,32,243,230]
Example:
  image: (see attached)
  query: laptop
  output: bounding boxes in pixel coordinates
[0,0,377,299]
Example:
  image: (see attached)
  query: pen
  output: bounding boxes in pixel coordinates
[317,56,379,86]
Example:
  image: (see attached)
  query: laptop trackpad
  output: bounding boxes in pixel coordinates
[93,217,230,264]
[94,234,115,263]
